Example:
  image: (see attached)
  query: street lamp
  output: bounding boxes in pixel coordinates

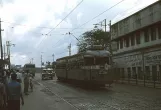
[6,41,15,70]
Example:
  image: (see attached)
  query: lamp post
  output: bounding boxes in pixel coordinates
[6,41,15,70]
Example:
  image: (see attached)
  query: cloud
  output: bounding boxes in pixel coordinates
[0,0,159,67]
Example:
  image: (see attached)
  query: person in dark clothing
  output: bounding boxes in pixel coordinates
[6,73,24,110]
[0,78,6,109]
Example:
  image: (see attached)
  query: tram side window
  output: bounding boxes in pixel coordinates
[84,57,94,66]
[95,57,109,65]
[56,63,66,69]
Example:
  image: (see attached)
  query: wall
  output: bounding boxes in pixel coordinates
[111,1,161,40]
[113,46,161,75]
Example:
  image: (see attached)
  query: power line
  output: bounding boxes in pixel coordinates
[36,0,84,49]
[46,0,84,35]
[70,0,126,32]
[2,20,93,30]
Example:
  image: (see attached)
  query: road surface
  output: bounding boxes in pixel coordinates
[21,73,161,110]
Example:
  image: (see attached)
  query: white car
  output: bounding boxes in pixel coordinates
[41,68,54,80]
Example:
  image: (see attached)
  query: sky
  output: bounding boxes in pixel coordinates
[0,0,158,67]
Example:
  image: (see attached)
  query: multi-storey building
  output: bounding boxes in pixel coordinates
[111,1,161,81]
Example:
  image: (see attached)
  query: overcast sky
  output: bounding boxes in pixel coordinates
[0,0,158,67]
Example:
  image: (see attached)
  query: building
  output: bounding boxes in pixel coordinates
[111,1,161,81]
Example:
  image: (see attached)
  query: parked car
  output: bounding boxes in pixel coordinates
[41,68,53,80]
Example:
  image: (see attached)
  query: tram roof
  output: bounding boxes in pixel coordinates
[56,50,110,61]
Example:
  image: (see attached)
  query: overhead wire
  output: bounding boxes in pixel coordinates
[2,20,93,30]
[35,0,84,48]
[45,0,84,35]
[69,0,126,32]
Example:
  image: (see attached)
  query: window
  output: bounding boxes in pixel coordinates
[120,39,123,49]
[132,67,136,79]
[95,57,109,65]
[145,66,150,80]
[138,67,142,79]
[151,27,156,41]
[152,66,157,81]
[84,57,94,66]
[127,67,131,78]
[125,37,129,47]
[131,35,135,46]
[121,68,125,78]
[144,29,149,42]
[136,32,140,44]
[117,41,119,49]
[158,25,161,39]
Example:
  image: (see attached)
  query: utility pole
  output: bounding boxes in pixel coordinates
[109,20,113,65]
[93,19,107,48]
[6,41,15,70]
[3,44,5,60]
[41,54,42,73]
[6,41,11,69]
[0,18,3,60]
[52,54,54,62]
[68,43,71,56]
[31,58,34,64]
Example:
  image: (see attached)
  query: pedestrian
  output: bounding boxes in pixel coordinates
[6,73,24,110]
[0,78,6,109]
[16,70,22,83]
[5,70,11,84]
[29,74,33,92]
[24,70,30,95]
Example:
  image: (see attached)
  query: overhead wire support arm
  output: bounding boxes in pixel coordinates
[66,32,81,43]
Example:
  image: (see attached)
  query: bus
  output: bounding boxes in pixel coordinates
[23,64,36,77]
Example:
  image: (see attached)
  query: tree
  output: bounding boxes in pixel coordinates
[77,29,110,53]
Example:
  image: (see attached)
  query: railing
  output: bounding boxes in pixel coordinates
[116,71,161,88]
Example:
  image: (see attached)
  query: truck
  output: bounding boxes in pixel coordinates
[23,64,36,77]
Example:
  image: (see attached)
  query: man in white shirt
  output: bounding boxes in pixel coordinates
[16,70,22,83]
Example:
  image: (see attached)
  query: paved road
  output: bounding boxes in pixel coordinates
[22,73,161,110]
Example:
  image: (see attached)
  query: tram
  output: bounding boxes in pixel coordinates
[56,45,119,87]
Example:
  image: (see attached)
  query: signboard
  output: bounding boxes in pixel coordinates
[144,50,161,65]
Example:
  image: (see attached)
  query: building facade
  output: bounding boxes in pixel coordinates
[111,1,161,81]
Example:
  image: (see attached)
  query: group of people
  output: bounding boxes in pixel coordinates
[0,68,34,110]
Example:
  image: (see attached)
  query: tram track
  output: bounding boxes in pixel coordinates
[34,78,121,110]
[33,74,161,110]
[35,80,81,110]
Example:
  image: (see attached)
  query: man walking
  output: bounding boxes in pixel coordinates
[6,73,24,110]
[24,70,30,95]
[16,70,22,83]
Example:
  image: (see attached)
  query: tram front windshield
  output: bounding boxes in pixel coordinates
[95,57,109,65]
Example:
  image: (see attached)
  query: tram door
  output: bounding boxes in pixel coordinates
[152,65,157,81]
